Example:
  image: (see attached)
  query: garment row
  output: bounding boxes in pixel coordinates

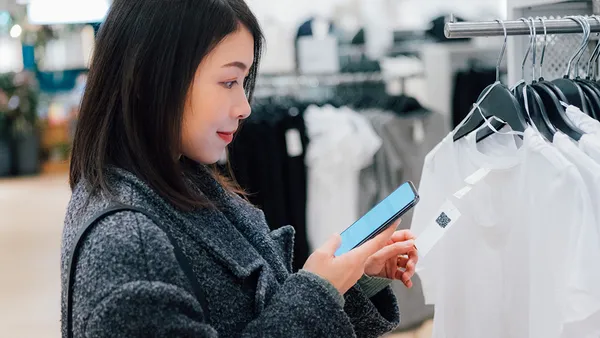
[223,99,447,331]
[411,104,600,338]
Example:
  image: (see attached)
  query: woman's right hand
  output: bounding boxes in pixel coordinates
[303,224,397,295]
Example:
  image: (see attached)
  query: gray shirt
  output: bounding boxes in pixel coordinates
[359,109,448,330]
[61,166,400,337]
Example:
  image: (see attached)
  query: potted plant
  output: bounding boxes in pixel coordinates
[0,87,10,176]
[0,71,40,176]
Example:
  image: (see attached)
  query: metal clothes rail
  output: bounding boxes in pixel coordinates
[444,16,600,38]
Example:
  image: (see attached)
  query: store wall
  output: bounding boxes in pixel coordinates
[248,0,507,73]
[247,0,507,30]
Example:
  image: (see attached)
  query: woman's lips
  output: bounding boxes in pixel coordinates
[217,131,234,143]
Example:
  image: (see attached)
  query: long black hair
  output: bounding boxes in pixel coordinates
[69,0,263,210]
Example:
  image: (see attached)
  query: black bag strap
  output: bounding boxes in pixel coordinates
[65,203,210,338]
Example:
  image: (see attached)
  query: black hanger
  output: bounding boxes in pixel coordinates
[454,20,528,142]
[551,16,594,116]
[530,16,584,140]
[579,17,600,120]
[454,83,527,142]
[575,78,600,119]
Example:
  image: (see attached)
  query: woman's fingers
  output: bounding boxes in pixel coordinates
[368,239,416,264]
[395,267,414,288]
[391,229,416,242]
[350,224,397,260]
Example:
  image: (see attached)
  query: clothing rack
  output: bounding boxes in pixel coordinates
[444,16,600,39]
[256,72,421,87]
[254,72,424,100]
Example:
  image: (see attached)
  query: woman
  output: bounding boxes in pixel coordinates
[61,0,419,337]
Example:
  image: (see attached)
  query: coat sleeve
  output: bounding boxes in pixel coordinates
[66,212,389,338]
[343,284,401,338]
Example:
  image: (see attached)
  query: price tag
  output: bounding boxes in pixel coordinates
[415,200,461,260]
[412,119,425,144]
[285,129,303,157]
[218,149,228,165]
[464,167,491,185]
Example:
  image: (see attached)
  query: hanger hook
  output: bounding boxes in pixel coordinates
[528,17,537,82]
[587,15,600,79]
[519,18,534,81]
[574,16,591,78]
[565,16,589,78]
[536,16,548,80]
[495,19,507,83]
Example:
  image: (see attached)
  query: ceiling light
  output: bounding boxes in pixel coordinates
[10,24,22,39]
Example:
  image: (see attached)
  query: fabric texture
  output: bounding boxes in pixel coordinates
[411,127,596,338]
[61,166,400,337]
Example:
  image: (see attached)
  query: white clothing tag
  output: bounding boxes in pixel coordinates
[218,149,228,165]
[415,200,462,260]
[464,167,491,185]
[285,129,303,157]
[387,78,403,96]
[413,119,425,144]
[453,185,472,200]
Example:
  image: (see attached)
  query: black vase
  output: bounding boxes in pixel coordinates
[16,131,40,176]
[0,138,10,176]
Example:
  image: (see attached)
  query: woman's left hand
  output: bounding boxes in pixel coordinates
[364,228,418,288]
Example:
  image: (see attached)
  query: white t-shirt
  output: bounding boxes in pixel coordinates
[411,127,594,338]
[305,105,382,250]
[563,104,600,164]
[553,132,600,338]
[579,134,600,164]
[565,105,600,135]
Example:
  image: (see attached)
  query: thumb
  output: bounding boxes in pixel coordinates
[320,233,342,255]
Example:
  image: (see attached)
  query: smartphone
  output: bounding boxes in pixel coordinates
[334,181,420,257]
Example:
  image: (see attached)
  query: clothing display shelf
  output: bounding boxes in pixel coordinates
[255,72,423,88]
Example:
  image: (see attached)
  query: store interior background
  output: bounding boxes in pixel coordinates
[0,0,508,337]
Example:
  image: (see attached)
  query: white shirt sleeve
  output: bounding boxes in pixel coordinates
[565,105,600,135]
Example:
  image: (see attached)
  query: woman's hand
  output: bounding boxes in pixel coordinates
[364,222,418,288]
[303,224,397,295]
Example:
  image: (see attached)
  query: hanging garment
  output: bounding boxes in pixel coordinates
[358,109,447,331]
[565,104,600,135]
[277,110,311,272]
[565,105,600,164]
[358,109,448,226]
[227,106,311,272]
[552,132,600,338]
[411,127,597,338]
[305,105,382,251]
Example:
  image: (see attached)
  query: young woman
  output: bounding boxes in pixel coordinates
[61,0,419,337]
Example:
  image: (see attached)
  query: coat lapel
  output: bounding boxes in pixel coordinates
[111,166,294,313]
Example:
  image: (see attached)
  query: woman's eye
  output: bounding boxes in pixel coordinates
[222,80,238,89]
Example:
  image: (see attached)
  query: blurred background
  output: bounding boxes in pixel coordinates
[0,0,512,337]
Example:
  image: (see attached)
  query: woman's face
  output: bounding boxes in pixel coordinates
[181,26,254,164]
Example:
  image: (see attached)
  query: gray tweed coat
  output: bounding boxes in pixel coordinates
[60,167,400,337]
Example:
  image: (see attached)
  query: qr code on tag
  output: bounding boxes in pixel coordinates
[436,212,451,228]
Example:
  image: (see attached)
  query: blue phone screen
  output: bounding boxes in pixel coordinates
[334,182,417,256]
